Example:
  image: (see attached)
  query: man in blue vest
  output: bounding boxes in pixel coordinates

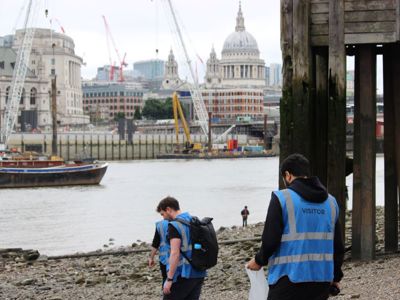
[156,196,206,300]
[149,218,170,288]
[247,153,345,300]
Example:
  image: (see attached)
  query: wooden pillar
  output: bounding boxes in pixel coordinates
[280,0,294,188]
[313,47,329,186]
[352,45,377,260]
[280,0,312,186]
[327,0,346,233]
[383,44,399,252]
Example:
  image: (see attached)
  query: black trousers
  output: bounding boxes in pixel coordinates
[160,262,167,288]
[163,277,204,300]
[268,276,330,300]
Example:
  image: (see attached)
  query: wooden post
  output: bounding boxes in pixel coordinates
[352,45,377,260]
[43,135,47,154]
[152,135,155,158]
[158,134,161,155]
[139,135,142,160]
[125,137,128,160]
[51,76,58,156]
[111,135,114,160]
[208,112,212,152]
[132,135,134,160]
[75,134,78,156]
[118,138,121,160]
[327,0,346,236]
[313,47,329,186]
[280,0,294,170]
[97,135,100,160]
[383,44,399,252]
[280,0,312,186]
[393,44,400,252]
[90,135,93,159]
[263,114,268,150]
[145,135,148,159]
[67,135,70,161]
[104,135,107,161]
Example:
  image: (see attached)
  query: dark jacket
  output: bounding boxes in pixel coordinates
[255,177,345,283]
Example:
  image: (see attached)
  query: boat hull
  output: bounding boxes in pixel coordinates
[0,163,108,188]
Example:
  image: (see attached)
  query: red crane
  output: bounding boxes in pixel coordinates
[102,15,127,82]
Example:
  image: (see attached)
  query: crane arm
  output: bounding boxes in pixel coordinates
[1,0,39,149]
[165,0,209,140]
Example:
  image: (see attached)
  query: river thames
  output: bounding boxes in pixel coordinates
[0,156,385,255]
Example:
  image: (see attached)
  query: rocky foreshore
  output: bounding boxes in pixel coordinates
[1,207,399,300]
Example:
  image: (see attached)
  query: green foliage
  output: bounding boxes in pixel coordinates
[133,107,142,120]
[142,97,174,120]
[114,112,125,121]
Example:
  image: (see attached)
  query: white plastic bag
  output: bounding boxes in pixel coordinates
[246,267,269,300]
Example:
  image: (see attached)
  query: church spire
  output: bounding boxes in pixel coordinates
[235,1,245,32]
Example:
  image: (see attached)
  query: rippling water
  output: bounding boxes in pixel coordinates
[0,157,384,255]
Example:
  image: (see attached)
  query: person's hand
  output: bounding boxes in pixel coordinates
[148,257,155,268]
[329,282,340,296]
[331,282,340,289]
[163,280,173,295]
[246,258,261,271]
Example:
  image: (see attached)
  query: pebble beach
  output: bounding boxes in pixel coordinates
[1,207,399,300]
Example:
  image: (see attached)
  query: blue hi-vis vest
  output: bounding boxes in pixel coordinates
[169,212,207,280]
[156,220,170,265]
[268,188,338,285]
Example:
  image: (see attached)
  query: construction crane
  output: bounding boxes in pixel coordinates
[172,92,202,153]
[102,15,127,82]
[165,0,209,140]
[0,0,41,150]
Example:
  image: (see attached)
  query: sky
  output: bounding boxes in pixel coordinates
[0,0,282,80]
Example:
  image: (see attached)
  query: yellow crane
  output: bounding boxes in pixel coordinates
[172,92,202,153]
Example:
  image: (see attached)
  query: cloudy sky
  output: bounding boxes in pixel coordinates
[0,0,282,80]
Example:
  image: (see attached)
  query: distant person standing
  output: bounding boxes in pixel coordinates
[241,206,250,227]
[149,218,170,288]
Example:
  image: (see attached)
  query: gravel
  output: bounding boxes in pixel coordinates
[0,207,399,299]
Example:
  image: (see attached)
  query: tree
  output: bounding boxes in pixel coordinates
[133,107,142,120]
[142,98,174,120]
[114,112,125,121]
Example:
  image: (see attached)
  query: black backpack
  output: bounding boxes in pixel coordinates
[176,216,219,271]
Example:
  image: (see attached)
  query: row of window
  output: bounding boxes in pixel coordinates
[84,105,140,111]
[83,98,142,104]
[0,87,37,105]
[83,91,143,98]
[202,92,263,97]
[208,106,263,112]
[204,99,263,105]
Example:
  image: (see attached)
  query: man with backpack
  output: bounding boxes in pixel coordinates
[156,196,214,300]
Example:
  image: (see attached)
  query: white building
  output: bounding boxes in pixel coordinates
[201,3,265,121]
[162,49,182,90]
[10,28,89,126]
[0,47,50,131]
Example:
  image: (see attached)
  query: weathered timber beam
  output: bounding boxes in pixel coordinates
[383,44,399,252]
[352,45,377,261]
[328,0,347,240]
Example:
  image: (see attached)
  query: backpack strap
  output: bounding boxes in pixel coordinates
[175,218,191,226]
[174,218,193,266]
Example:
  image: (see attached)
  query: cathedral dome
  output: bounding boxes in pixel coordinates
[222,31,259,55]
[221,2,259,56]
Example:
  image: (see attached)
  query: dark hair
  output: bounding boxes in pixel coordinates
[156,196,180,212]
[280,153,310,177]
